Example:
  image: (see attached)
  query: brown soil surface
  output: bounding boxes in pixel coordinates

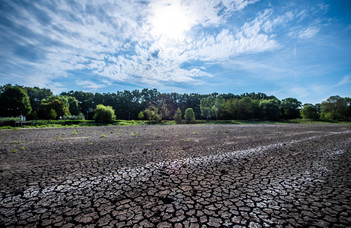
[0,124,351,227]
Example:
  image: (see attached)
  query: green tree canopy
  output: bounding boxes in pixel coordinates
[138,111,144,120]
[173,108,182,123]
[280,98,302,119]
[300,104,319,120]
[321,96,350,120]
[39,95,70,119]
[144,106,162,122]
[0,86,32,117]
[184,108,195,123]
[259,99,281,120]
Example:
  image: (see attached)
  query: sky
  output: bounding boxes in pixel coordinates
[0,0,351,104]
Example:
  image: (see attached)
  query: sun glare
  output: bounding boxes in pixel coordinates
[149,2,192,41]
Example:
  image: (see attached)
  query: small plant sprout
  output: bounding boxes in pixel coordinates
[21,147,26,150]
[192,132,197,135]
[100,134,107,138]
[72,130,77,135]
[93,159,98,162]
[56,135,64,141]
[10,149,17,153]
[88,142,93,146]
[145,143,151,146]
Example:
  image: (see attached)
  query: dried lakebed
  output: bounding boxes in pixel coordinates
[0,124,351,227]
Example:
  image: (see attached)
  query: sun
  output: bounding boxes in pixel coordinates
[149,2,193,41]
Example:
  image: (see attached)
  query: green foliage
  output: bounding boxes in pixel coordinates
[28,111,38,120]
[200,96,214,120]
[25,86,53,113]
[138,111,144,120]
[280,98,302,119]
[144,106,162,122]
[63,113,85,120]
[39,95,70,119]
[174,108,182,123]
[94,104,116,123]
[67,96,80,115]
[300,104,319,120]
[200,96,224,120]
[1,84,350,123]
[0,86,32,117]
[259,99,281,120]
[320,96,350,120]
[48,109,57,120]
[184,108,195,123]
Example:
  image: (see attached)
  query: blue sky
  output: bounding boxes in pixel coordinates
[0,0,350,104]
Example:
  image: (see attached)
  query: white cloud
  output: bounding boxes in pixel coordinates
[1,0,294,90]
[335,75,351,87]
[75,80,105,90]
[297,27,320,39]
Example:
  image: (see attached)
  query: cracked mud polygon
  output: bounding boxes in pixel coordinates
[1,124,351,227]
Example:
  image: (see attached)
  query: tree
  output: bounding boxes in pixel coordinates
[321,96,349,120]
[39,96,70,119]
[66,96,80,115]
[138,111,144,120]
[184,108,195,123]
[0,86,32,117]
[48,109,57,120]
[200,96,223,120]
[280,98,302,119]
[259,99,281,120]
[300,104,319,120]
[144,106,162,122]
[26,86,53,114]
[240,97,259,119]
[174,108,182,123]
[93,104,116,123]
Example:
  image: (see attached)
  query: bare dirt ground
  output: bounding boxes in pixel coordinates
[0,124,351,227]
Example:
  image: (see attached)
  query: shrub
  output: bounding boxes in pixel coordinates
[93,104,116,123]
[184,108,195,123]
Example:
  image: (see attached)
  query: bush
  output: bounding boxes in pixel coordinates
[184,108,195,123]
[63,113,85,120]
[93,104,116,123]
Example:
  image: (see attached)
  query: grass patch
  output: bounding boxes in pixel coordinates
[1,119,350,130]
[100,134,107,138]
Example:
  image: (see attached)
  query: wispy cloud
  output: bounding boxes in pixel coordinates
[335,75,351,87]
[297,27,320,39]
[75,80,106,90]
[1,0,350,104]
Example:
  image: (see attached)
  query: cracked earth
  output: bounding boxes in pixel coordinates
[0,124,351,227]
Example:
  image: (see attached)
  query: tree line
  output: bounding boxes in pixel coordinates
[0,84,350,122]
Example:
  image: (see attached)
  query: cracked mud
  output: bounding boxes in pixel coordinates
[0,124,351,227]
